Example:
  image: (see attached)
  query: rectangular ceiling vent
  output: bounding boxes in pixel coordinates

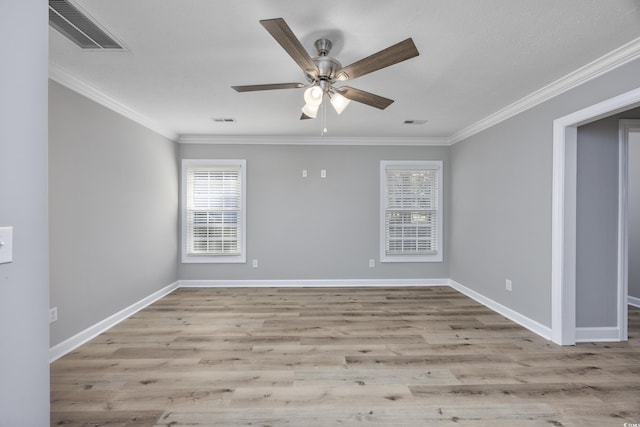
[211,118,237,123]
[49,0,123,50]
[403,120,428,125]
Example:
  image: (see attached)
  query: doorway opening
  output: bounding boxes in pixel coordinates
[629,130,640,311]
[551,88,640,345]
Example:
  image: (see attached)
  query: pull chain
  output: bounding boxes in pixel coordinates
[321,101,328,136]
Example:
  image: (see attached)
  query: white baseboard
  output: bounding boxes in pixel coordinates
[51,278,557,362]
[49,281,179,363]
[574,295,639,341]
[178,278,449,288]
[49,279,445,362]
[448,279,553,341]
[575,327,621,342]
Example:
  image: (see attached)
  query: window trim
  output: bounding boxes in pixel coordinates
[380,160,443,263]
[181,159,246,264]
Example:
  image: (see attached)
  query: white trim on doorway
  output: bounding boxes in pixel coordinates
[551,88,640,345]
[617,120,640,341]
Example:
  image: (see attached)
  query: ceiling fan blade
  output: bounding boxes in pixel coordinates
[231,83,305,92]
[260,18,319,77]
[336,38,419,81]
[337,86,394,110]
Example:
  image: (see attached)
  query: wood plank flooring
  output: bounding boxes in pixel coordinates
[50,287,640,426]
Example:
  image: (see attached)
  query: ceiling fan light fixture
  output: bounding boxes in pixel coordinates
[303,85,323,107]
[330,92,351,115]
[301,103,319,119]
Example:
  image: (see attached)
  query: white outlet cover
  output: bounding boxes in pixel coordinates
[0,227,13,264]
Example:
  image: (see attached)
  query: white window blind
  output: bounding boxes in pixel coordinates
[381,161,442,262]
[182,160,246,263]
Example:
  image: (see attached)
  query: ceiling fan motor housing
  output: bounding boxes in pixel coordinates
[309,38,342,85]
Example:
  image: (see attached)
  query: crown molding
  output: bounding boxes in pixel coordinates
[449,36,640,145]
[50,35,640,147]
[48,63,178,142]
[178,134,450,146]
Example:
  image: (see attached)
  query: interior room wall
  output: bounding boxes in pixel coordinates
[0,0,50,424]
[178,143,449,282]
[49,81,179,347]
[629,131,640,301]
[449,56,640,328]
[574,113,631,327]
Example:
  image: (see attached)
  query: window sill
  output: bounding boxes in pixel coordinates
[381,254,443,263]
[181,255,246,264]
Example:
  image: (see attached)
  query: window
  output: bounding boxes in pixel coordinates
[380,161,442,262]
[182,159,246,263]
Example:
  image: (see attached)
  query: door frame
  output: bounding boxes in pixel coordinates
[551,87,640,345]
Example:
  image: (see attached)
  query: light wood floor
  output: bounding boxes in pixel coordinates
[51,287,640,426]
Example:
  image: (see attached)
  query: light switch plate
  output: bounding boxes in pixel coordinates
[0,227,14,264]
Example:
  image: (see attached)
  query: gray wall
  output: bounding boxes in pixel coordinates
[575,117,619,327]
[0,0,50,424]
[450,56,640,328]
[630,131,640,300]
[449,111,552,324]
[49,81,179,347]
[179,144,449,281]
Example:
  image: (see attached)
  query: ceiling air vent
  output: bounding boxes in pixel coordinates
[211,118,237,123]
[49,0,123,50]
[403,120,428,125]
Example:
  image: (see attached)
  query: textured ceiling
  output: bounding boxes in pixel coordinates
[49,0,640,141]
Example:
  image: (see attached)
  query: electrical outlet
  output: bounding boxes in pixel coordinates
[320,169,327,178]
[369,259,375,268]
[505,279,512,291]
[49,307,58,323]
[252,259,259,268]
[302,169,308,178]
[0,226,13,264]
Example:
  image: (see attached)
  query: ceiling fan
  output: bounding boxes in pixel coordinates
[232,18,420,120]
